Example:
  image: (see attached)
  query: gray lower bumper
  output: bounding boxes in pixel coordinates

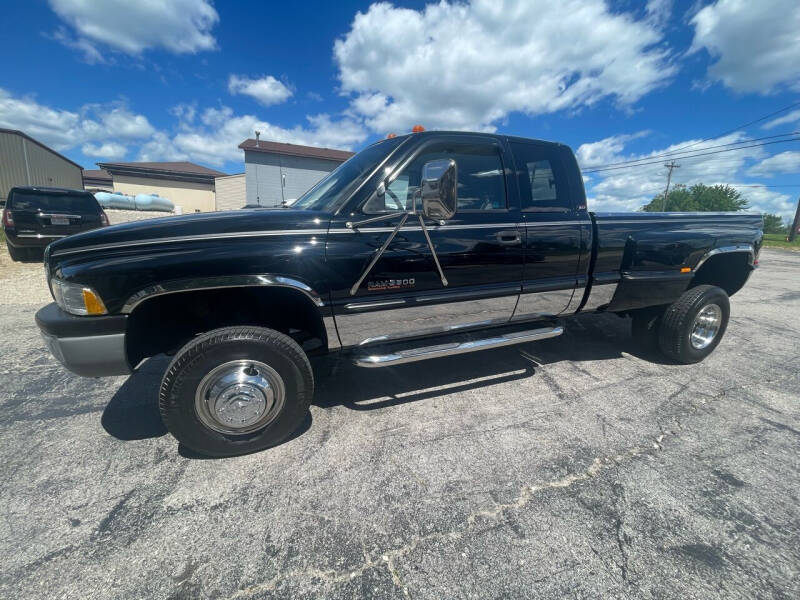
[41,331,132,377]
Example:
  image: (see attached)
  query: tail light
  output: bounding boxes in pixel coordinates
[100,211,109,226]
[1,208,13,227]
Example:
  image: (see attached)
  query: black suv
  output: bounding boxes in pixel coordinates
[2,187,108,261]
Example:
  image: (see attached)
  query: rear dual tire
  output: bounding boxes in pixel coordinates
[632,285,730,364]
[159,326,313,457]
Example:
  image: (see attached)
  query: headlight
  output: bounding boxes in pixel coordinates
[51,279,108,316]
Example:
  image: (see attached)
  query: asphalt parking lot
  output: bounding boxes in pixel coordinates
[1,248,798,599]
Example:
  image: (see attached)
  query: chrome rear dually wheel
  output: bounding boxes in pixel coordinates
[690,303,722,350]
[658,285,730,364]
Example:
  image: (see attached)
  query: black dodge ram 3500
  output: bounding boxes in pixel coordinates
[36,132,762,456]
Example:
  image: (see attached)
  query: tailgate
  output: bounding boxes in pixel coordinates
[8,190,103,236]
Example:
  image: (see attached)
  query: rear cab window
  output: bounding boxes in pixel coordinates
[9,190,101,213]
[509,141,573,213]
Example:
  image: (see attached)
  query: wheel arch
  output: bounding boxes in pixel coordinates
[691,246,755,297]
[123,275,336,368]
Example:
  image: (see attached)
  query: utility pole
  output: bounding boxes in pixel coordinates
[789,197,800,242]
[661,161,680,211]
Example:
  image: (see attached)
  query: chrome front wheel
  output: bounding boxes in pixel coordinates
[195,360,286,435]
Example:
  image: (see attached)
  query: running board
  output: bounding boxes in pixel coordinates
[354,325,563,368]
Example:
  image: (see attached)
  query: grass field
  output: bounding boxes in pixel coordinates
[763,233,800,250]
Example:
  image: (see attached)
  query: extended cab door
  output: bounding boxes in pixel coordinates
[326,136,524,347]
[507,141,590,320]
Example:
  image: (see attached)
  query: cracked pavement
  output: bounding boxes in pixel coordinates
[1,249,799,599]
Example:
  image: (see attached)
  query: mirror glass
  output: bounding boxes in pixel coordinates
[420,158,457,220]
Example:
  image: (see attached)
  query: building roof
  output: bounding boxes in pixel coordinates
[0,128,83,170]
[97,161,227,184]
[238,139,354,162]
[82,169,112,183]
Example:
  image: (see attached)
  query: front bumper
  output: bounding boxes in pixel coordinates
[35,303,131,377]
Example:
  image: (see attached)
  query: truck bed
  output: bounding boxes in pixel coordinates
[583,211,763,313]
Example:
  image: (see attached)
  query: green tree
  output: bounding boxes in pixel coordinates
[763,213,787,234]
[641,183,749,212]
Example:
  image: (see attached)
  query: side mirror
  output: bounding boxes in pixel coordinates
[420,158,457,220]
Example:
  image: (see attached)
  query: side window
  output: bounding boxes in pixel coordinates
[363,142,506,213]
[510,142,571,212]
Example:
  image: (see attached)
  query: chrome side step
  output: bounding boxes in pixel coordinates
[354,325,563,368]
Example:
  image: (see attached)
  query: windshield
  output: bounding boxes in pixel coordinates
[10,190,99,213]
[293,136,406,212]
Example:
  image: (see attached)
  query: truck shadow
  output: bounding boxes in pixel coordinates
[101,356,170,441]
[314,312,671,411]
[101,313,668,444]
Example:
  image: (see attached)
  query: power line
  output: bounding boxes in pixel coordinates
[582,137,800,174]
[632,100,800,163]
[580,131,799,170]
[727,184,800,188]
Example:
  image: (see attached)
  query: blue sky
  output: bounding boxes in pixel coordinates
[1,0,799,219]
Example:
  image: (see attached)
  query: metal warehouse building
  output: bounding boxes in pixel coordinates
[0,128,83,203]
[239,138,353,207]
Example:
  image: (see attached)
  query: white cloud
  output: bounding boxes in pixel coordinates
[228,75,293,107]
[762,109,800,130]
[93,106,155,139]
[48,0,218,58]
[81,142,128,159]
[0,88,154,152]
[645,0,673,28]
[747,151,800,177]
[576,132,650,168]
[334,0,675,133]
[728,185,794,219]
[578,132,797,220]
[690,0,800,93]
[0,87,367,170]
[138,106,367,166]
[50,27,107,64]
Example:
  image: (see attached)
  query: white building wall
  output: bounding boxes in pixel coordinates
[244,150,342,207]
[215,173,246,211]
[112,174,215,213]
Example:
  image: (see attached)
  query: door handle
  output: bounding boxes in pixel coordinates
[497,231,522,245]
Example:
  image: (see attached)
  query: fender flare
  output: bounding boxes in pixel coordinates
[121,274,341,352]
[121,274,324,313]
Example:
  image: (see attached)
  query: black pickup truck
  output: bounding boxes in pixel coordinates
[35,131,762,456]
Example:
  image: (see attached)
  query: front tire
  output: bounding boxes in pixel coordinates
[159,326,314,457]
[658,285,730,364]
